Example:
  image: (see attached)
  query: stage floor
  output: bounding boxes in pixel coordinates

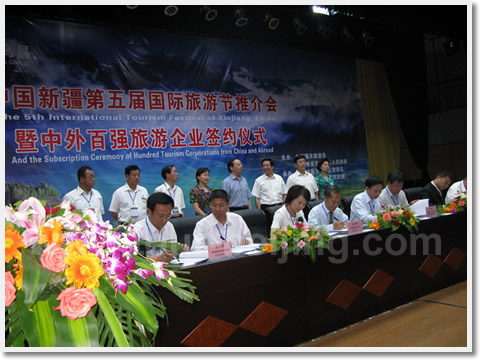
[299,281,467,347]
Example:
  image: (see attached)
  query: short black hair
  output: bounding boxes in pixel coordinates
[324,185,341,198]
[209,189,229,203]
[195,167,210,183]
[436,170,453,180]
[365,176,384,188]
[387,170,405,184]
[261,158,274,167]
[125,165,140,176]
[147,192,174,212]
[227,158,240,173]
[285,185,311,205]
[294,154,306,164]
[161,165,175,180]
[316,158,330,172]
[77,166,92,182]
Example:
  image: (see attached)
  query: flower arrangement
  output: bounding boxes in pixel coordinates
[264,222,330,263]
[5,197,199,347]
[368,205,419,233]
[437,193,467,215]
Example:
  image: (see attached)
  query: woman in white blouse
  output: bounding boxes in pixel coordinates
[270,185,310,235]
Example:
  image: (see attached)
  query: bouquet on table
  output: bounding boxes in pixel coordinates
[264,222,330,263]
[5,197,199,347]
[368,205,419,233]
[437,193,467,215]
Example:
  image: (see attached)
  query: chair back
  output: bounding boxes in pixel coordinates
[234,209,268,243]
[169,215,205,247]
[403,187,425,203]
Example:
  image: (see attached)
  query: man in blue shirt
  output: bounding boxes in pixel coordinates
[308,185,349,231]
[221,158,252,212]
[350,176,384,224]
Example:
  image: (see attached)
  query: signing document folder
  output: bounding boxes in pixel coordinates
[410,199,429,217]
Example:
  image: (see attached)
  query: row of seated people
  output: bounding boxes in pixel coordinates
[136,169,463,263]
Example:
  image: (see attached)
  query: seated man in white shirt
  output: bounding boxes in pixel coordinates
[134,192,189,263]
[350,176,384,224]
[378,170,409,208]
[191,189,253,251]
[308,185,349,232]
[155,165,186,218]
[63,165,105,222]
[445,176,467,204]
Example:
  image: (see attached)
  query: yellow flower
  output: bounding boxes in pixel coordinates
[13,257,23,290]
[5,225,26,263]
[65,240,88,255]
[409,218,416,226]
[65,251,104,290]
[287,230,293,237]
[39,219,65,246]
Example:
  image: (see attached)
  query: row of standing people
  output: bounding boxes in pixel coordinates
[62,155,337,223]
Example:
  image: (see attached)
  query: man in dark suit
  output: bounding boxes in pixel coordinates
[422,171,453,206]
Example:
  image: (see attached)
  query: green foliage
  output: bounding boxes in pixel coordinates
[5,181,61,206]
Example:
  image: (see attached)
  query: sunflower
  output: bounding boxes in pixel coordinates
[5,225,26,263]
[65,251,104,290]
[39,219,65,246]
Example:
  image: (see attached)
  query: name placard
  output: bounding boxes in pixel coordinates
[425,205,437,218]
[208,242,232,259]
[347,221,363,235]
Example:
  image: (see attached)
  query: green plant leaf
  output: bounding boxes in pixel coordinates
[94,284,130,347]
[21,248,51,307]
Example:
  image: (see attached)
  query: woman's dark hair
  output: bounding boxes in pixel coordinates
[195,167,210,183]
[316,158,330,172]
[285,185,310,205]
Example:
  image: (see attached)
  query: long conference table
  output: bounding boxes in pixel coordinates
[154,212,467,347]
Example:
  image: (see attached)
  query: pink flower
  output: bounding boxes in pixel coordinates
[297,240,306,249]
[302,225,310,231]
[55,287,97,320]
[40,242,66,273]
[458,201,465,207]
[5,271,16,307]
[382,212,392,222]
[281,241,288,249]
[451,208,457,213]
[391,211,400,218]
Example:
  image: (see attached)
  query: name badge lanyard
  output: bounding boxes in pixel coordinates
[286,206,296,226]
[128,190,137,206]
[145,218,163,242]
[322,203,333,224]
[81,192,93,208]
[216,224,228,241]
[387,188,398,206]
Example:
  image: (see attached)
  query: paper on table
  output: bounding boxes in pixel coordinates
[179,250,209,259]
[231,244,262,254]
[170,257,208,266]
[410,199,429,216]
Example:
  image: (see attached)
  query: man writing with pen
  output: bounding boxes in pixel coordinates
[308,185,349,231]
[190,189,253,251]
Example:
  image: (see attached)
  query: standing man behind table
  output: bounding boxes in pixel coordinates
[63,165,105,222]
[378,170,409,208]
[155,165,186,218]
[191,189,253,251]
[221,158,252,212]
[286,154,319,201]
[134,193,189,263]
[308,185,349,231]
[252,158,287,210]
[421,170,453,206]
[109,165,149,224]
[445,176,467,204]
[350,176,384,224]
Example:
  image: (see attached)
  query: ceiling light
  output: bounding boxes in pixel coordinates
[126,5,138,10]
[234,8,248,27]
[201,6,218,22]
[293,18,307,35]
[312,6,330,16]
[265,13,280,30]
[164,5,179,17]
